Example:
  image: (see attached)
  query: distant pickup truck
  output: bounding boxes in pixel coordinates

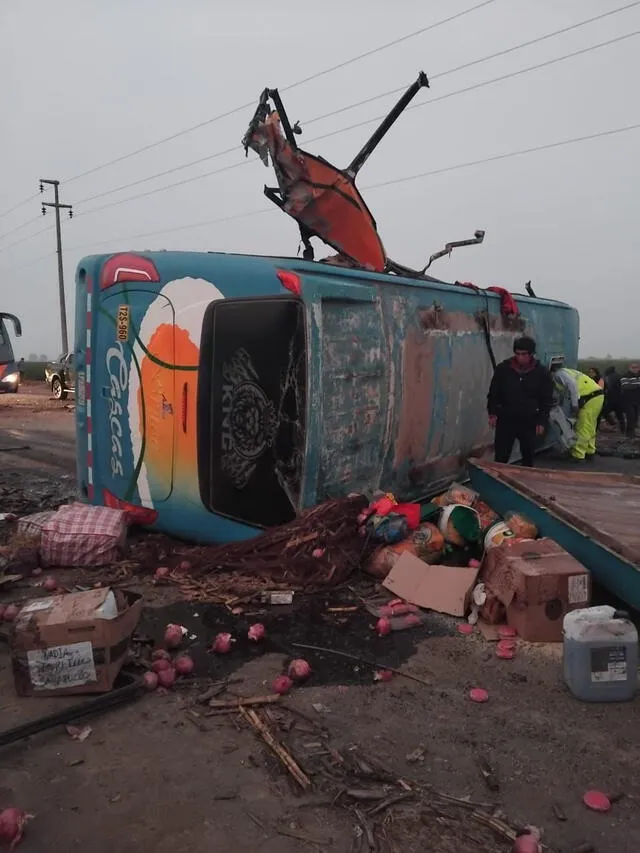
[45,353,75,400]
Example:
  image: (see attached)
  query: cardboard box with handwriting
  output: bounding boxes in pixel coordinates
[9,588,141,696]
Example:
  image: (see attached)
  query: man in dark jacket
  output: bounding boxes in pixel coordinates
[487,336,554,467]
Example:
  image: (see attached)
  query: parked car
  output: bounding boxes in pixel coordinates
[45,353,75,400]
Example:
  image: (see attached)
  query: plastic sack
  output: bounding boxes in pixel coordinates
[40,503,127,568]
[505,512,538,540]
[473,499,500,531]
[549,405,576,452]
[442,482,478,507]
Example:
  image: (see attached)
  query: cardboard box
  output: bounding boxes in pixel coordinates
[383,551,481,617]
[481,538,591,642]
[10,588,142,696]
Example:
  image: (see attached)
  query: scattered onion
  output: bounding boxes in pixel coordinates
[174,655,195,676]
[374,670,394,682]
[152,658,172,674]
[151,649,171,662]
[3,604,19,623]
[272,675,293,695]
[176,560,192,574]
[164,623,183,649]
[43,577,58,592]
[512,828,542,853]
[157,667,176,688]
[247,623,265,642]
[288,658,311,682]
[0,807,31,850]
[154,567,170,582]
[375,617,392,637]
[212,632,233,654]
[142,672,158,691]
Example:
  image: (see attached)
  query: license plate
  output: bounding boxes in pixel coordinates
[77,372,86,407]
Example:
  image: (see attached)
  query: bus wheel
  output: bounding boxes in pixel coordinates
[52,378,67,400]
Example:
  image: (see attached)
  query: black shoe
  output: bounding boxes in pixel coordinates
[585,454,595,462]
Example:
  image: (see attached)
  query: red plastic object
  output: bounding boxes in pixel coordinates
[394,503,420,530]
[457,624,474,636]
[371,495,396,516]
[583,790,611,813]
[276,270,302,296]
[469,688,489,703]
[498,625,518,639]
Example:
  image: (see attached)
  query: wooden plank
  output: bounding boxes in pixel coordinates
[472,461,640,567]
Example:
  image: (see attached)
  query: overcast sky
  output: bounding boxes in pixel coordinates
[1,0,638,359]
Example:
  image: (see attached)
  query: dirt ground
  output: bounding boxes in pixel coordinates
[0,385,639,853]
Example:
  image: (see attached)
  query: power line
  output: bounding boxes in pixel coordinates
[62,0,499,185]
[1,251,56,274]
[0,192,40,223]
[0,223,53,254]
[73,28,640,219]
[305,0,640,125]
[306,28,640,147]
[71,1,640,209]
[64,121,640,256]
[364,122,640,191]
[66,208,273,254]
[0,216,42,242]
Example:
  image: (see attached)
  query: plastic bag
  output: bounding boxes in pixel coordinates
[442,482,478,507]
[505,512,538,540]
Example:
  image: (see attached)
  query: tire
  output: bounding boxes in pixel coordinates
[51,378,68,400]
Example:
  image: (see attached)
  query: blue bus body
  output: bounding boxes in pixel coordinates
[74,251,579,543]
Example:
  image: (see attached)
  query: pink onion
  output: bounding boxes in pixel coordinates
[151,649,171,662]
[157,667,176,688]
[311,548,325,559]
[374,670,394,682]
[0,807,31,850]
[43,576,58,592]
[142,672,158,691]
[3,604,19,623]
[164,623,183,649]
[272,675,293,695]
[288,658,311,682]
[376,617,392,637]
[512,828,541,853]
[247,623,265,642]
[176,560,192,574]
[174,655,195,676]
[212,632,233,654]
[154,566,170,582]
[151,658,172,674]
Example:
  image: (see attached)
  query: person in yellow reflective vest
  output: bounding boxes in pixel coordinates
[551,366,605,461]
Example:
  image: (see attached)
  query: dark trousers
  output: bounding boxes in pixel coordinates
[602,399,625,433]
[626,400,639,437]
[494,418,536,467]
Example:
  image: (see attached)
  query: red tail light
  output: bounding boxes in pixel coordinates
[100,253,160,290]
[103,489,158,525]
[276,270,301,296]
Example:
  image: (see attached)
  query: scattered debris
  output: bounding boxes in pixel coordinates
[405,746,425,764]
[240,707,311,790]
[469,688,489,704]
[65,724,92,742]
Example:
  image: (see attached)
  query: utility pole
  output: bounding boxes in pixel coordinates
[40,179,73,354]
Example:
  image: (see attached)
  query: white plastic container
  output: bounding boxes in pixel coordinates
[563,605,638,702]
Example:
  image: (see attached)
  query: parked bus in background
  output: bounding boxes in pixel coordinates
[73,251,578,544]
[0,313,22,394]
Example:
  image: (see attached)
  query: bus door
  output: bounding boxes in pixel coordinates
[97,289,176,508]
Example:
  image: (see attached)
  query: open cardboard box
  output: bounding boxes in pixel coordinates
[9,587,142,697]
[382,551,480,617]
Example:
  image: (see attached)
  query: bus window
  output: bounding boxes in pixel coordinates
[197,296,307,529]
